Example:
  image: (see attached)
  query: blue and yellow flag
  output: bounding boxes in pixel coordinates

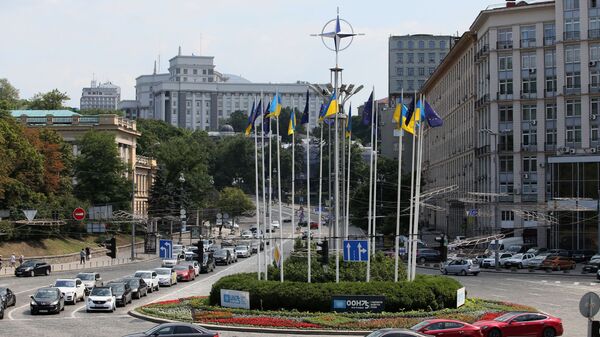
[402,99,423,135]
[266,93,282,118]
[393,99,408,130]
[288,109,296,135]
[244,101,256,136]
[262,102,271,134]
[324,91,338,119]
[345,104,352,138]
[318,103,327,121]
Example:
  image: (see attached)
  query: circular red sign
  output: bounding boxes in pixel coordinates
[72,207,86,221]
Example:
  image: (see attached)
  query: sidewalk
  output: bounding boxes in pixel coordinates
[0,244,156,278]
[419,263,597,278]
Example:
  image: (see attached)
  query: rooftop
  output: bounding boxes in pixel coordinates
[10,110,80,118]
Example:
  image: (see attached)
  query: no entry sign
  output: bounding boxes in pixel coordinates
[72,207,86,221]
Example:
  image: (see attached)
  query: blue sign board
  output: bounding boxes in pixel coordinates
[467,209,478,217]
[343,240,369,262]
[159,239,172,259]
[332,295,385,313]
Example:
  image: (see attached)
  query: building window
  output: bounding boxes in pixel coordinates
[499,79,513,95]
[546,129,557,145]
[498,28,513,47]
[408,40,414,49]
[499,105,513,121]
[544,23,556,45]
[407,80,415,91]
[523,156,537,172]
[396,67,404,76]
[566,99,582,116]
[522,78,537,94]
[397,40,404,49]
[591,44,600,61]
[418,67,425,76]
[522,105,537,121]
[418,80,425,88]
[566,125,582,142]
[502,211,515,221]
[176,68,181,74]
[407,68,414,76]
[499,133,514,151]
[500,155,514,172]
[591,70,600,87]
[499,55,513,70]
[440,40,446,49]
[429,67,435,75]
[183,69,188,74]
[407,53,414,63]
[566,71,581,89]
[418,40,425,49]
[565,45,581,63]
[522,53,536,70]
[592,125,599,141]
[428,40,435,49]
[428,52,435,63]
[193,69,198,75]
[546,103,557,120]
[592,0,599,8]
[523,128,537,145]
[418,53,425,63]
[520,25,536,47]
[439,52,446,60]
[397,53,404,63]
[592,97,600,115]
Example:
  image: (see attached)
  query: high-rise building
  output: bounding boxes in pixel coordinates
[421,0,600,251]
[80,80,121,110]
[128,49,321,130]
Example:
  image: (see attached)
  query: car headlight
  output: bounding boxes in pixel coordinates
[116,296,122,299]
[30,300,36,306]
[51,300,59,306]
[106,298,112,302]
[87,298,92,302]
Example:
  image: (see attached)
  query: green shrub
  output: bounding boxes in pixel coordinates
[209,273,461,313]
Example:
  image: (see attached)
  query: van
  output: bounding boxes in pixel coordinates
[506,243,536,254]
[488,237,523,252]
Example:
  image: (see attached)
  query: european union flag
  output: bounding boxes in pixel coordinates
[362,91,374,126]
[424,100,443,128]
[301,90,310,125]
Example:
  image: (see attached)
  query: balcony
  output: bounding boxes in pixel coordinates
[589,29,600,40]
[474,94,490,109]
[520,91,537,99]
[520,38,536,48]
[496,40,513,50]
[543,35,556,46]
[475,144,491,156]
[496,92,513,101]
[544,90,557,98]
[474,45,490,62]
[563,31,581,41]
[563,85,581,95]
[590,84,600,94]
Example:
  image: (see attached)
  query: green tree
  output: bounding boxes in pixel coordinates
[217,187,254,223]
[78,108,124,117]
[223,110,248,133]
[212,135,254,193]
[74,131,131,209]
[136,119,185,157]
[0,79,19,111]
[27,89,69,110]
[275,107,306,143]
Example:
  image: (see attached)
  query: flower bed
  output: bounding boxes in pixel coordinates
[136,296,537,331]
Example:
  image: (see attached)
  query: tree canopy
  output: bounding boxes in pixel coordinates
[216,187,254,221]
[27,89,70,110]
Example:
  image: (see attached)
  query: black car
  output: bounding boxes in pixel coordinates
[572,250,596,262]
[15,260,51,277]
[122,322,218,337]
[548,249,570,257]
[213,249,232,265]
[0,287,16,308]
[121,277,148,299]
[30,287,64,314]
[107,282,133,307]
[583,259,600,273]
[416,248,442,264]
[200,252,215,273]
[0,298,4,319]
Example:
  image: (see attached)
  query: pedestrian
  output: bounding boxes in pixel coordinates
[9,253,16,268]
[79,249,86,264]
[18,254,23,266]
[0,255,3,271]
[85,247,91,261]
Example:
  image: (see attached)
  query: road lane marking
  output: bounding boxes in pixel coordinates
[8,303,30,320]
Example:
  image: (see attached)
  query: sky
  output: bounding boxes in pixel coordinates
[0,0,505,108]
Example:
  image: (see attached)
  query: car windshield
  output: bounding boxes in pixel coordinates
[155,269,170,275]
[109,284,125,293]
[235,246,247,250]
[91,288,111,296]
[512,254,523,259]
[76,274,95,281]
[495,313,519,322]
[54,280,76,288]
[134,272,151,279]
[173,265,188,271]
[34,289,58,299]
[21,260,37,267]
[124,279,138,286]
[410,320,431,330]
[214,250,227,257]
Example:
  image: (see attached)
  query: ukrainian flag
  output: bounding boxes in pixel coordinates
[288,109,296,135]
[402,99,422,135]
[324,91,338,119]
[266,93,282,118]
[345,104,352,138]
[244,101,256,136]
[393,100,408,130]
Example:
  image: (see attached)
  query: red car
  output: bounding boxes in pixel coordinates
[310,222,319,230]
[411,319,483,337]
[473,312,563,337]
[173,264,195,282]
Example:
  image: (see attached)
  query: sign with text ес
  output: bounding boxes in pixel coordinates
[220,289,250,309]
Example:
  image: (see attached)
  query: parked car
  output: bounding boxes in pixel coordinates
[411,319,483,337]
[474,255,489,265]
[241,230,254,239]
[302,230,314,240]
[526,247,548,256]
[133,270,160,292]
[542,256,576,271]
[271,220,280,229]
[365,328,429,337]
[214,249,233,265]
[86,286,116,313]
[503,253,536,268]
[106,282,132,307]
[30,287,64,315]
[121,277,148,299]
[547,249,570,257]
[527,255,549,269]
[75,272,103,295]
[583,259,600,273]
[0,298,4,319]
[15,260,51,277]
[416,248,442,264]
[571,249,596,262]
[173,264,196,282]
[200,252,216,273]
[480,253,513,268]
[0,287,16,309]
[441,259,480,276]
[122,322,219,337]
[154,268,178,287]
[473,311,563,337]
[235,245,251,258]
[161,257,179,268]
[223,247,238,262]
[53,278,86,304]
[180,260,200,276]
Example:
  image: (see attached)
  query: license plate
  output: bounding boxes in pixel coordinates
[93,306,106,309]
[39,310,47,313]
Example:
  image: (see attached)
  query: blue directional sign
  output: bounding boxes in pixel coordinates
[343,240,369,262]
[159,239,172,259]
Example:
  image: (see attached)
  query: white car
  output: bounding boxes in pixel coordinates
[241,230,253,239]
[86,286,116,312]
[133,270,160,293]
[161,258,179,268]
[235,245,251,258]
[53,278,86,305]
[75,272,103,295]
[271,220,280,229]
[480,253,513,268]
[504,253,536,268]
[154,268,177,287]
[172,244,185,259]
[223,247,238,262]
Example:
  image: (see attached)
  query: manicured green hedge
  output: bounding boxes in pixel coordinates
[209,273,462,312]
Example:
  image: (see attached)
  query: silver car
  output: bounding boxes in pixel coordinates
[441,259,480,276]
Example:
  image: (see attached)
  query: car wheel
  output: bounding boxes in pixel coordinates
[419,257,426,264]
[156,285,160,291]
[543,327,556,337]
[45,269,50,276]
[518,263,523,269]
[442,269,448,275]
[487,328,502,337]
[460,269,467,276]
[473,272,480,276]
[0,310,4,319]
[30,271,34,277]
[86,309,91,313]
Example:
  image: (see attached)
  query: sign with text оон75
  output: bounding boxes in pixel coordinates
[220,289,250,309]
[331,295,385,313]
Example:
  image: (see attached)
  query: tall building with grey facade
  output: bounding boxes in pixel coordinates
[80,80,121,110]
[129,49,321,131]
[421,0,600,251]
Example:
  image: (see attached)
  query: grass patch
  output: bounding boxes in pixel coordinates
[0,234,142,257]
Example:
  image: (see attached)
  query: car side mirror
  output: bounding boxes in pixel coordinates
[30,295,34,299]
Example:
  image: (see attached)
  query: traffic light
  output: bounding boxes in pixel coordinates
[434,234,448,261]
[196,240,204,263]
[106,237,117,259]
[317,240,329,266]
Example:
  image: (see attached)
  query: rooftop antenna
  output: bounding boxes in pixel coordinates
[158,54,161,73]
[178,46,182,56]
[153,60,157,75]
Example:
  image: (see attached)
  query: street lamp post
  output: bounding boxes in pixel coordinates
[179,172,185,245]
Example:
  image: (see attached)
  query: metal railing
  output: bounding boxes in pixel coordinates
[563,31,581,41]
[520,38,536,48]
[496,40,513,50]
[589,29,600,40]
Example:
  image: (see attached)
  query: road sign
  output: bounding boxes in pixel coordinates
[343,240,368,262]
[223,213,229,219]
[456,287,466,308]
[466,209,478,217]
[216,213,222,219]
[580,292,600,318]
[159,239,173,259]
[72,207,86,221]
[23,209,37,222]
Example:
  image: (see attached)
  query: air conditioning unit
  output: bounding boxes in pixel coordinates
[591,148,598,154]
[569,148,577,154]
[592,114,598,121]
[539,163,546,168]
[561,147,570,154]
[523,173,530,179]
[531,120,537,126]
[529,68,537,74]
[591,61,598,67]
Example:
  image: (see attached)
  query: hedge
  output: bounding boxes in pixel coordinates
[209,273,462,312]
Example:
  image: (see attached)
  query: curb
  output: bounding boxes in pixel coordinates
[128,308,369,336]
[418,265,596,278]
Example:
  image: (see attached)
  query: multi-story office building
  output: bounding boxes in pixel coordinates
[80,80,121,110]
[421,0,600,251]
[388,34,454,102]
[129,50,321,130]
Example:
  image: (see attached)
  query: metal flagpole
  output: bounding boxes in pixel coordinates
[411,95,425,281]
[291,103,296,247]
[268,97,273,279]
[261,92,268,280]
[407,91,417,281]
[334,71,340,285]
[306,111,312,283]
[276,107,284,282]
[253,97,261,280]
[318,125,324,242]
[366,87,375,282]
[371,90,378,256]
[394,90,404,283]
[345,105,352,241]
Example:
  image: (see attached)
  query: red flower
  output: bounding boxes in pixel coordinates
[479,312,503,321]
[204,317,321,329]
